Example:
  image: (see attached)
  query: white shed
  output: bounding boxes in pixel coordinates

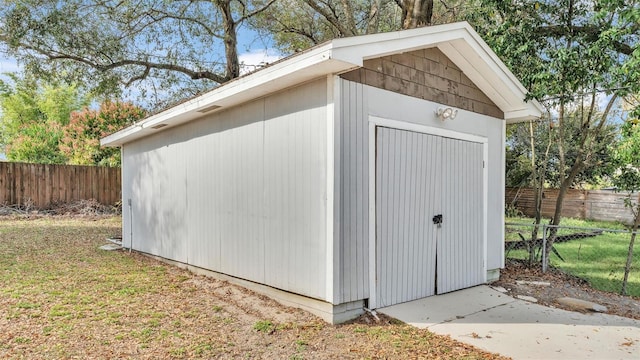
[102,22,543,323]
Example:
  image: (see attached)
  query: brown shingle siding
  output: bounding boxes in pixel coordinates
[340,48,504,118]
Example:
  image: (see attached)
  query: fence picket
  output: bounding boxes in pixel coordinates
[0,161,121,208]
[507,187,639,224]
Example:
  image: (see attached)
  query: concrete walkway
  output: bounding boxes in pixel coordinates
[379,286,640,359]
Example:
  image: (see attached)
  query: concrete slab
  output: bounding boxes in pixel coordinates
[380,285,514,328]
[98,244,122,251]
[379,285,640,359]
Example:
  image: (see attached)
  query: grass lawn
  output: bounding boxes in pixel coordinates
[0,216,506,359]
[505,217,640,297]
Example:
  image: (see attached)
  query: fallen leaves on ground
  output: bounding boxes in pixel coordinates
[496,259,640,320]
[0,216,509,359]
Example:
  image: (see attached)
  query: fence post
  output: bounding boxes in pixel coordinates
[542,224,548,273]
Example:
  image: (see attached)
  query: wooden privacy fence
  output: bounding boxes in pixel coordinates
[506,187,640,224]
[0,161,121,208]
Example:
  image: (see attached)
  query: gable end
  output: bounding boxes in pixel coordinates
[340,48,504,119]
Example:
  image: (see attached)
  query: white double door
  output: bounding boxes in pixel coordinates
[375,126,485,308]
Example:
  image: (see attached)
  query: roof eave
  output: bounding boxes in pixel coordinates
[505,100,544,123]
[101,43,357,147]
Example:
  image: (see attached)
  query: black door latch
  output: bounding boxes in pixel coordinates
[432,214,443,225]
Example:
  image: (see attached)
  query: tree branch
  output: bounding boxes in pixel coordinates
[283,27,319,45]
[536,25,635,55]
[304,0,356,37]
[236,0,278,23]
[144,9,218,37]
[6,37,230,84]
[50,53,229,83]
[124,65,151,86]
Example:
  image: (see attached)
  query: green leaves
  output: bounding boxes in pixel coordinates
[0,73,143,166]
[613,115,640,192]
[60,101,146,167]
[506,110,618,189]
[0,74,87,164]
[475,0,639,105]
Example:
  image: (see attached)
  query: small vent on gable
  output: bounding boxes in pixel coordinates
[197,104,222,113]
[151,124,168,129]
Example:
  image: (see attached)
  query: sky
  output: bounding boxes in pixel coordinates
[0,53,20,83]
[0,56,19,73]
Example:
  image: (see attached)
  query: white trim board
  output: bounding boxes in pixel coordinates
[325,75,338,303]
[369,116,488,144]
[367,121,377,308]
[482,141,489,281]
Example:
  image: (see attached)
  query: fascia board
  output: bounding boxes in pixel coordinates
[454,26,544,118]
[330,23,471,66]
[438,37,543,121]
[436,41,512,108]
[505,104,545,123]
[100,124,143,147]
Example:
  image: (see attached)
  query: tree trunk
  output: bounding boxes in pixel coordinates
[529,120,540,265]
[621,194,640,296]
[545,152,585,264]
[402,0,434,29]
[217,0,240,80]
[544,93,618,267]
[367,0,382,34]
[526,119,552,265]
[340,0,357,35]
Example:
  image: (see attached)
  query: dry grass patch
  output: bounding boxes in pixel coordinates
[0,216,508,359]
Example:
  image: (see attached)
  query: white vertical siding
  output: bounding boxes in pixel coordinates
[121,146,132,249]
[217,111,265,281]
[121,79,328,301]
[185,129,222,273]
[184,102,266,281]
[263,81,328,298]
[124,130,190,263]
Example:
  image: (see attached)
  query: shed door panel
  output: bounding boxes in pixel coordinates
[375,126,485,308]
[438,138,485,294]
[375,127,440,308]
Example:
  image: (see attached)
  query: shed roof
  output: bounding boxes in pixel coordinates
[102,22,543,147]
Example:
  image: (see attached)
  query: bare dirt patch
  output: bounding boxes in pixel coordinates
[495,259,640,320]
[0,216,508,359]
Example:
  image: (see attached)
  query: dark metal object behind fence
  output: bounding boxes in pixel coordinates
[505,223,639,297]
